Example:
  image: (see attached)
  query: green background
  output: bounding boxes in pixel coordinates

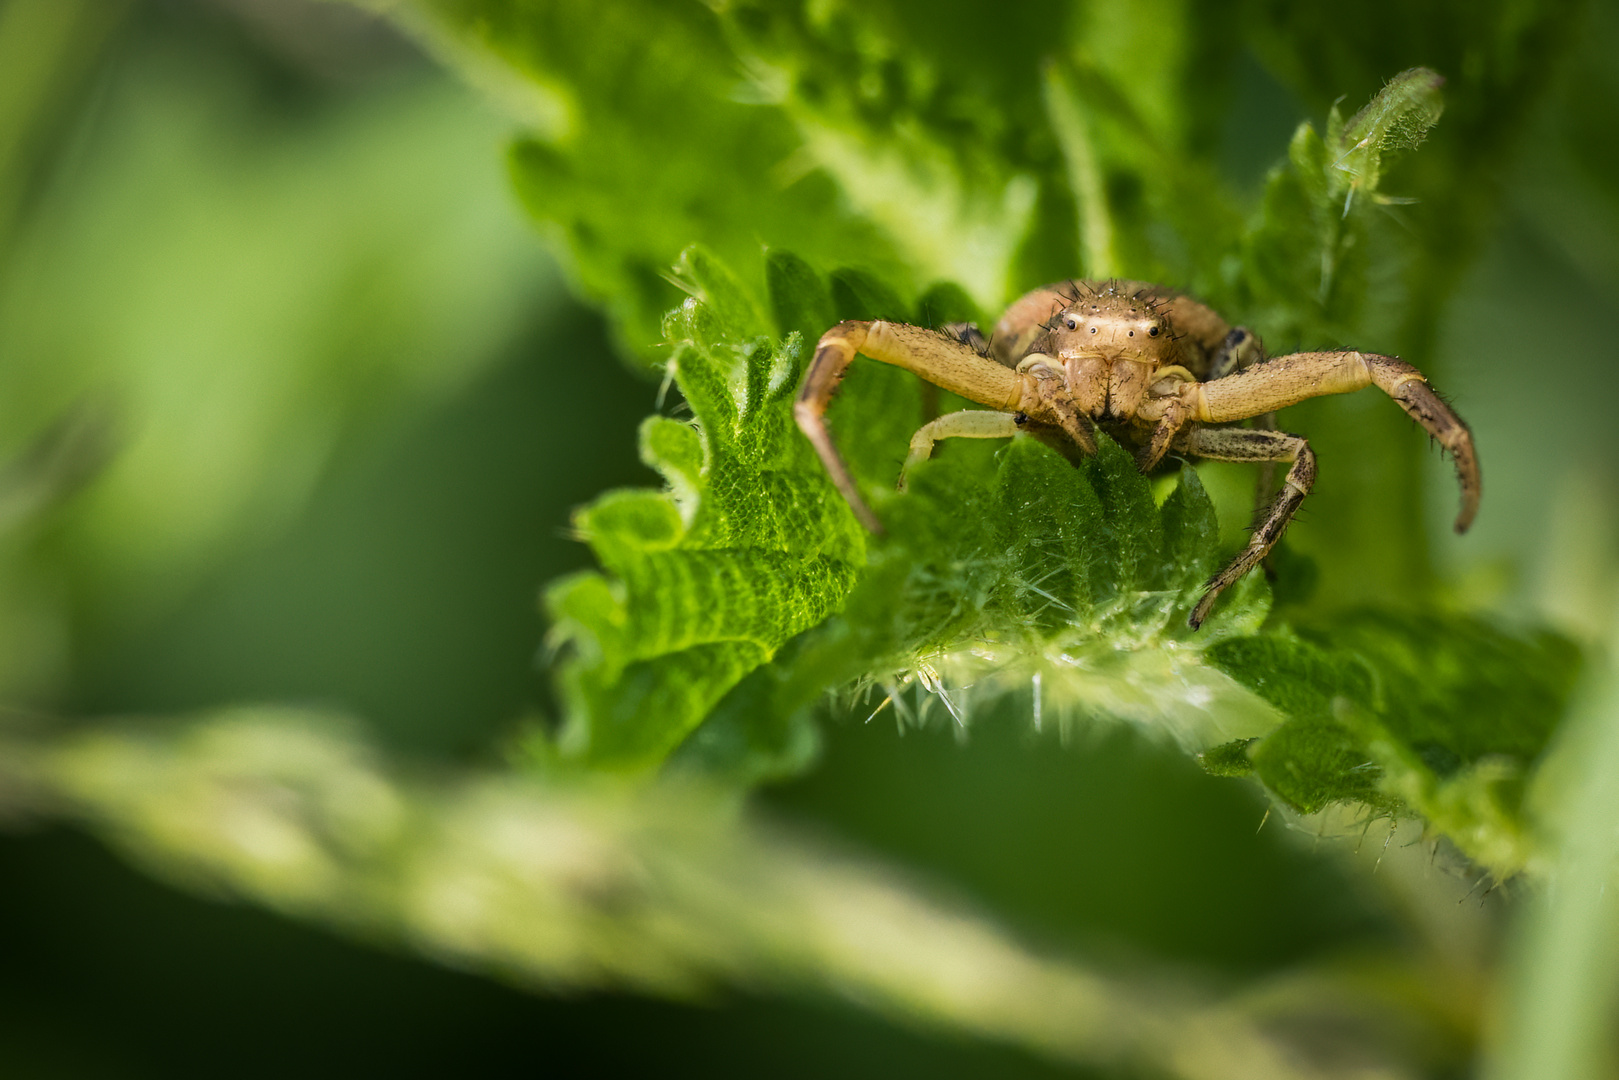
[0,0,1615,1075]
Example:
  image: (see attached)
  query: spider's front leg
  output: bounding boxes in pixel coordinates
[1177,350,1481,531]
[1177,427,1316,629]
[796,320,1037,531]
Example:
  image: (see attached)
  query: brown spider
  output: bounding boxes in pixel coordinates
[794,279,1480,628]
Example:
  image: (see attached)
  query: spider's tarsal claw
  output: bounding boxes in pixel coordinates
[1023,369,1096,455]
[1137,428,1172,471]
[1136,396,1192,471]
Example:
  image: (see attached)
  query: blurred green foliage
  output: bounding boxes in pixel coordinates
[16,703,1434,1080]
[2,0,1619,1077]
[0,0,551,709]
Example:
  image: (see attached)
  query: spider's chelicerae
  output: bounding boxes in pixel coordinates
[794,279,1480,628]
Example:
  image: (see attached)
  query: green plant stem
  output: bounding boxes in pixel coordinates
[0,0,130,255]
[1486,597,1619,1080]
[1042,65,1118,279]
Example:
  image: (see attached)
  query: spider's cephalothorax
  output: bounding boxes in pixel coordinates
[1024,287,1176,423]
[794,279,1480,628]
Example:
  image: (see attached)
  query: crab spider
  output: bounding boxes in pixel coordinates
[794,279,1479,628]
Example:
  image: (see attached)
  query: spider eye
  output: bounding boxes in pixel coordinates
[1148,326,1160,337]
[1088,326,1097,334]
[1062,314,1080,330]
[1128,330,1135,337]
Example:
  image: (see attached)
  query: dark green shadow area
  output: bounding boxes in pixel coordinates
[0,826,1087,1080]
[66,303,651,758]
[764,704,1397,975]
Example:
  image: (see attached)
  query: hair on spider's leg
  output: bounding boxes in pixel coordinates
[942,321,991,358]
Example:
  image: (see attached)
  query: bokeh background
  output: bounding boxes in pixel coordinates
[0,0,1615,1075]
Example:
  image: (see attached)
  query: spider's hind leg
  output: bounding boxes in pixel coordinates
[1208,327,1262,380]
[942,321,992,357]
[1177,426,1316,629]
[907,324,993,420]
[1206,327,1279,500]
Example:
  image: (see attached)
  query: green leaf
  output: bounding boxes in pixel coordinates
[539,248,1283,775]
[374,0,1590,874]
[1081,434,1165,598]
[828,266,911,323]
[11,704,1417,1079]
[547,243,1582,879]
[398,0,908,359]
[1332,67,1445,204]
[998,434,1105,626]
[711,0,1048,306]
[670,244,772,343]
[1207,615,1582,875]
[541,251,865,771]
[914,281,982,330]
[1159,465,1220,591]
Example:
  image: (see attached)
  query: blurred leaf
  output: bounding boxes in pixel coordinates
[710,0,1060,305]
[1207,614,1581,876]
[1240,0,1584,359]
[0,43,551,696]
[1235,68,1444,350]
[1490,595,1619,1079]
[765,249,837,343]
[1333,67,1444,204]
[0,704,1416,1080]
[388,0,908,359]
[0,0,131,251]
